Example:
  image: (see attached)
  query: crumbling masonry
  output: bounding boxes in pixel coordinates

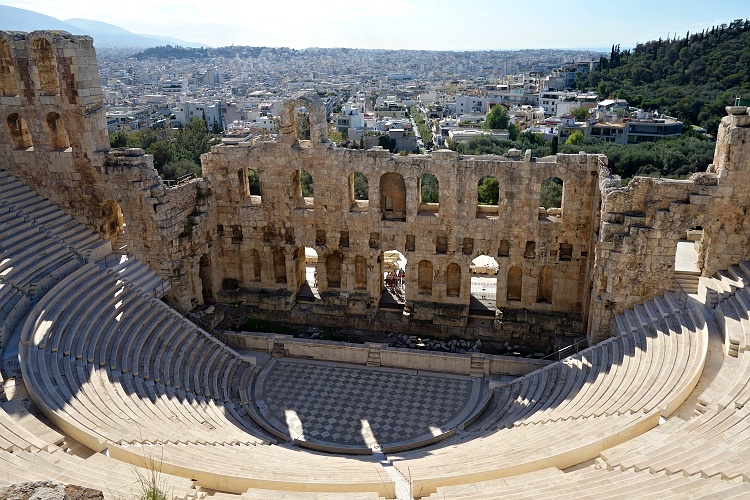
[2,31,750,346]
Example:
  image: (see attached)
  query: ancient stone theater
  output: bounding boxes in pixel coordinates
[3,30,750,499]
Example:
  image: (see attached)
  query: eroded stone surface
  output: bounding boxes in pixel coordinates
[2,30,750,347]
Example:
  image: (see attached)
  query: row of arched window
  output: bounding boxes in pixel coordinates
[1,38,61,97]
[240,167,563,214]
[237,248,554,304]
[5,112,70,150]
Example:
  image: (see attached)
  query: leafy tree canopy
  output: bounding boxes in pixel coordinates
[482,105,510,130]
[577,19,750,135]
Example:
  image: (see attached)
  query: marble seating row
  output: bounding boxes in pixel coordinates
[19,265,393,496]
[390,292,708,497]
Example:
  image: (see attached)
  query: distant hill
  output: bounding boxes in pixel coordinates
[0,5,209,49]
[577,18,750,135]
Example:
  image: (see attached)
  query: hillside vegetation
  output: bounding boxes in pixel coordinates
[577,19,750,134]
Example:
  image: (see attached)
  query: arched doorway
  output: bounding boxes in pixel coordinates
[380,249,406,309]
[100,199,124,247]
[470,255,498,316]
[297,247,319,302]
[674,227,703,294]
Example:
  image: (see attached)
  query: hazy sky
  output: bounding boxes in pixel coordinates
[4,0,749,50]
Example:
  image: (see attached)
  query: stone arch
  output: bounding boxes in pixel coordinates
[418,260,433,294]
[477,175,500,218]
[537,266,553,303]
[354,255,367,289]
[498,239,510,257]
[7,113,33,149]
[279,91,328,145]
[380,172,406,220]
[248,249,261,281]
[540,176,564,217]
[294,169,314,208]
[273,249,287,283]
[0,38,18,97]
[99,199,124,245]
[326,253,342,288]
[446,262,461,297]
[507,265,522,301]
[470,255,498,314]
[348,171,369,211]
[46,112,70,150]
[32,38,60,96]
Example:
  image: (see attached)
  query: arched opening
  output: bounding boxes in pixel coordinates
[507,266,522,302]
[537,266,553,304]
[248,249,261,282]
[199,254,213,303]
[296,107,310,140]
[326,253,342,288]
[99,199,124,246]
[540,176,564,219]
[470,255,498,315]
[380,250,406,309]
[0,39,19,97]
[297,247,319,301]
[273,249,287,284]
[674,226,703,294]
[7,113,33,149]
[418,172,439,215]
[498,239,510,258]
[294,169,314,209]
[418,260,433,295]
[46,112,70,150]
[32,38,59,96]
[348,171,369,212]
[380,172,406,221]
[446,263,461,297]
[524,241,536,259]
[249,168,261,196]
[477,175,500,219]
[354,255,367,289]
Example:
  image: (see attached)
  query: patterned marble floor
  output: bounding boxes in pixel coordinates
[254,359,475,449]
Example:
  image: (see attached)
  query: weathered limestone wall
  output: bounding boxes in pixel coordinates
[202,98,602,330]
[7,31,750,347]
[587,106,750,342]
[0,31,216,310]
[0,31,109,224]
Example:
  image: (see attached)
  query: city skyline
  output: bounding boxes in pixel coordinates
[1,0,749,51]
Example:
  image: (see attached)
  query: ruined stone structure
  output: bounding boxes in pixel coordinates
[9,30,750,499]
[2,30,750,346]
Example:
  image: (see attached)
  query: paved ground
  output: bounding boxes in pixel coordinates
[256,359,474,449]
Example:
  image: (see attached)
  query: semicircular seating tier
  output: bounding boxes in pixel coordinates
[390,291,709,497]
[8,165,750,499]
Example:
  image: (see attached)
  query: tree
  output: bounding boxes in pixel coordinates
[300,169,313,197]
[540,178,563,209]
[508,123,520,141]
[110,130,130,148]
[211,119,222,135]
[565,130,585,145]
[477,176,500,205]
[353,171,368,200]
[551,136,559,155]
[175,117,211,165]
[483,105,509,130]
[569,106,590,122]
